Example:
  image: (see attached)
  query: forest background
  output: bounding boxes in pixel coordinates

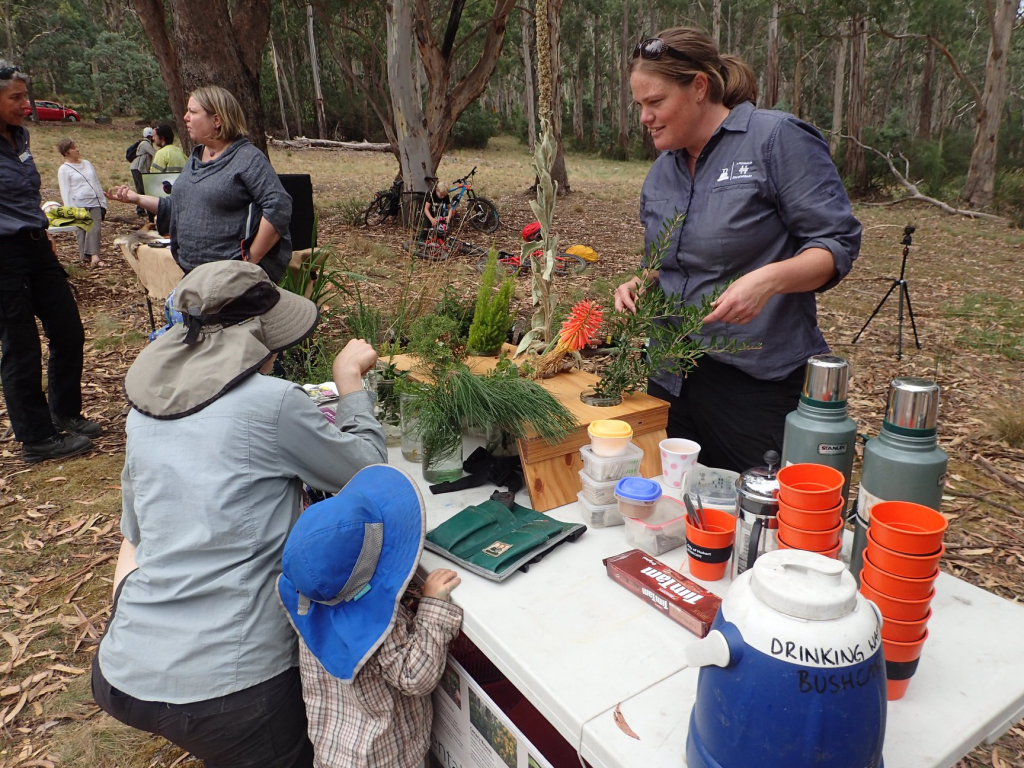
[2,0,1024,766]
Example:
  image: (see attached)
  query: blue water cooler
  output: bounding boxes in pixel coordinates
[685,550,886,768]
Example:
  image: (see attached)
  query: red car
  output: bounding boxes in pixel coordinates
[32,100,81,122]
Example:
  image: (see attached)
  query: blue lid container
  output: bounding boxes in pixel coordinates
[613,477,662,503]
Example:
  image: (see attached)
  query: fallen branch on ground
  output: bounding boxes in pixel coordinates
[268,136,390,151]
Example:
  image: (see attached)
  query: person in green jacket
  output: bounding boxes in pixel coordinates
[151,124,187,172]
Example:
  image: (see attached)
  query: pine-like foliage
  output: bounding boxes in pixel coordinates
[467,248,515,355]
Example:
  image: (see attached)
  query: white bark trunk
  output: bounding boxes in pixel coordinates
[270,39,290,140]
[829,31,848,157]
[387,0,432,193]
[306,2,328,139]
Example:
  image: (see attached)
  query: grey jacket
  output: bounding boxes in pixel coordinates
[157,138,292,283]
[130,138,155,173]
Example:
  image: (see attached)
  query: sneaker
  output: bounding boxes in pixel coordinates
[52,414,102,438]
[23,434,93,464]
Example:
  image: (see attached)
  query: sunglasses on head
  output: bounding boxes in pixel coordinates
[0,65,20,80]
[632,39,701,67]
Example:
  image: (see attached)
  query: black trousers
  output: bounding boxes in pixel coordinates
[91,580,314,768]
[130,168,153,220]
[648,354,803,474]
[0,230,85,443]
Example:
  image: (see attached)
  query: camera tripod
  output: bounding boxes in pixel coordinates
[852,225,922,360]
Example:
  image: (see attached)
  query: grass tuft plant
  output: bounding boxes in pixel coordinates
[467,248,515,355]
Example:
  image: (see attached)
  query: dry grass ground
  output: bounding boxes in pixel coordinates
[1,120,1022,767]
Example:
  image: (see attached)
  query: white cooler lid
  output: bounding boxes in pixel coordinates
[749,550,857,621]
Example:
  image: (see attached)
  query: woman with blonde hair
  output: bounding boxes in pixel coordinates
[57,138,107,267]
[614,27,861,472]
[106,85,293,282]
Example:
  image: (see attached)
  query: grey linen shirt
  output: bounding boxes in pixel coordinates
[99,375,387,704]
[156,137,292,283]
[0,126,48,235]
[130,138,154,173]
[640,101,860,391]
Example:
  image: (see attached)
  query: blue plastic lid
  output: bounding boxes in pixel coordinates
[614,477,662,503]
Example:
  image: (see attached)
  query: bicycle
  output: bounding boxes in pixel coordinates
[474,247,586,277]
[448,167,499,233]
[363,178,403,226]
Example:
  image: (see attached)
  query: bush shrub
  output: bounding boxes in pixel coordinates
[451,102,498,149]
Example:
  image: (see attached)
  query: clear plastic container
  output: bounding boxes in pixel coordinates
[614,477,662,520]
[578,469,619,506]
[623,495,689,555]
[579,443,644,482]
[689,464,740,510]
[576,491,624,528]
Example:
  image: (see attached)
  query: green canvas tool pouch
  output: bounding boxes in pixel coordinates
[425,500,586,582]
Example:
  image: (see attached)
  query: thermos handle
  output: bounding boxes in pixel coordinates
[747,517,763,570]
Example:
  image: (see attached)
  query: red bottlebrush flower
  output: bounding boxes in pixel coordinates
[557,300,603,352]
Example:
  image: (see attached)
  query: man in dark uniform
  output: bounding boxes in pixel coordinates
[0,62,99,462]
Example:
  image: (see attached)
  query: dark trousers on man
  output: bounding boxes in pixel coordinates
[131,168,154,221]
[0,230,84,443]
[648,354,803,474]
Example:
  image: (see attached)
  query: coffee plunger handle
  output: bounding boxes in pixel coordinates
[764,449,780,479]
[747,517,763,571]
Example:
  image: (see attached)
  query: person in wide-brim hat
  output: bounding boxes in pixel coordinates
[93,260,387,766]
[279,464,463,767]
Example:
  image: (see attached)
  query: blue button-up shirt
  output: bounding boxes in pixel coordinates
[0,125,48,235]
[640,101,860,390]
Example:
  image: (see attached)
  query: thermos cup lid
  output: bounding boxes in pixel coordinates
[885,377,940,432]
[801,355,849,404]
[750,550,858,620]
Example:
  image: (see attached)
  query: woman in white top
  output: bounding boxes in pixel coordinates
[57,138,107,266]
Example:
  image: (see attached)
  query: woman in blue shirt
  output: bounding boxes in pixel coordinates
[614,27,860,472]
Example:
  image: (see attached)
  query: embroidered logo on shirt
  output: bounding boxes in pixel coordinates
[716,161,756,182]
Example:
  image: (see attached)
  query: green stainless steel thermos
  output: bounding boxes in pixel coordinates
[849,377,948,584]
[781,355,858,508]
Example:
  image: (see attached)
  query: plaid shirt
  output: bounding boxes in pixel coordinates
[299,597,463,768]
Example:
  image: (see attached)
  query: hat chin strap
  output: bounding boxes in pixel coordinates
[297,522,383,616]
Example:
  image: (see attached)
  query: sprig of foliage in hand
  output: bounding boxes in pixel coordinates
[467,248,516,355]
[592,213,753,401]
[403,317,579,467]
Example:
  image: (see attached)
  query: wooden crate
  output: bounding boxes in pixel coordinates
[389,352,669,512]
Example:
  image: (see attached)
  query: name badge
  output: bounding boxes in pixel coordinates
[19,150,31,163]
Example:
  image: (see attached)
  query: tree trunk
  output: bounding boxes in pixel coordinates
[829,30,847,157]
[270,38,290,139]
[763,0,780,108]
[964,0,1015,208]
[521,6,536,152]
[917,41,935,139]
[387,0,432,198]
[616,0,629,153]
[591,17,603,141]
[279,1,304,137]
[792,37,803,119]
[712,0,722,47]
[134,0,272,155]
[844,17,867,191]
[306,2,328,139]
[573,74,584,143]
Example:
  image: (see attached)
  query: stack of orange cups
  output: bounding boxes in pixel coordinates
[775,464,845,559]
[859,500,947,701]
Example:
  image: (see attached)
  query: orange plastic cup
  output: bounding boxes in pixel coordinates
[866,529,944,579]
[777,514,843,551]
[862,549,938,601]
[869,501,948,555]
[777,497,844,531]
[859,576,934,622]
[684,508,736,581]
[881,610,931,643]
[777,533,842,560]
[883,630,929,701]
[776,464,844,510]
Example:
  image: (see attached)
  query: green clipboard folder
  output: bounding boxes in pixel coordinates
[425,500,586,582]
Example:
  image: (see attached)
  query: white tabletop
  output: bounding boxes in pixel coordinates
[391,447,1024,768]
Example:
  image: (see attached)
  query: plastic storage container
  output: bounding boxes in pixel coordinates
[688,465,739,510]
[615,477,662,520]
[623,495,688,555]
[579,443,644,482]
[578,470,619,506]
[576,491,624,528]
[587,419,634,457]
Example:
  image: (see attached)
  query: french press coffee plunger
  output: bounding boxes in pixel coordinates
[732,450,781,578]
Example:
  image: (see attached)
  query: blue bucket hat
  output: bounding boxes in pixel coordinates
[277,464,425,681]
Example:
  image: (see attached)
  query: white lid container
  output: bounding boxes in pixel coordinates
[623,495,688,555]
[579,443,644,482]
[578,469,618,506]
[576,491,624,528]
[689,464,740,510]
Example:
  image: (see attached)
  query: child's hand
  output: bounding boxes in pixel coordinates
[423,569,461,601]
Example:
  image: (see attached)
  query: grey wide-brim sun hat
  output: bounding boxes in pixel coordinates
[124,261,318,419]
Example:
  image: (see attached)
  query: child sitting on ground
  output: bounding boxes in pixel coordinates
[278,464,463,768]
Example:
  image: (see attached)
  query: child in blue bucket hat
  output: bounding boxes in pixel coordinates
[278,464,463,767]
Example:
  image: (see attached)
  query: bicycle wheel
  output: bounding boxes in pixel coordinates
[364,196,388,226]
[415,239,452,262]
[466,198,500,233]
[553,252,587,276]
[477,252,525,277]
